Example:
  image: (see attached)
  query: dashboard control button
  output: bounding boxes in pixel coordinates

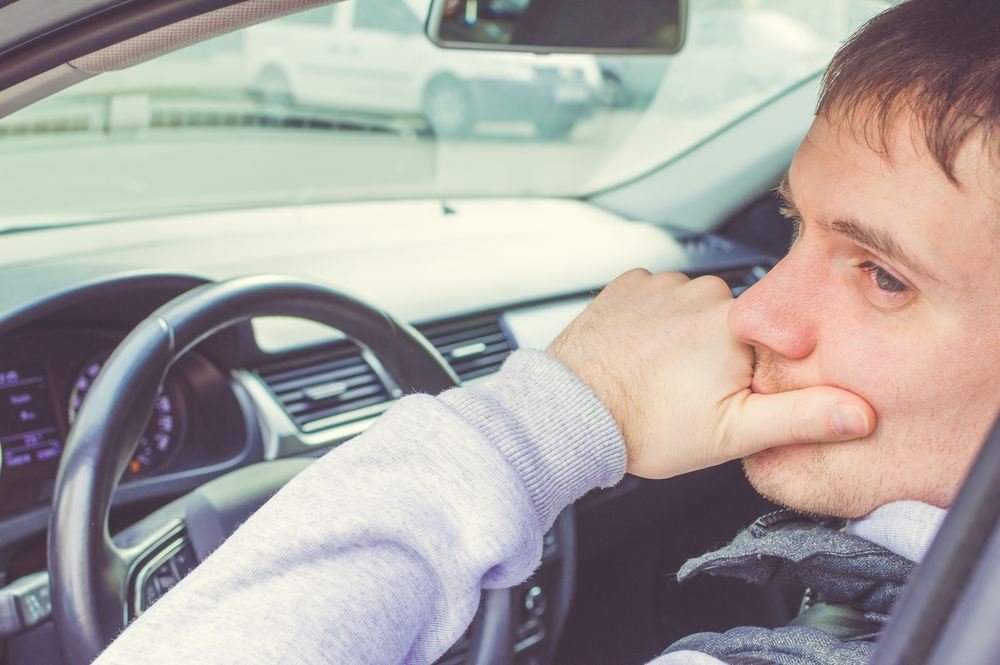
[0,571,52,636]
[516,617,541,641]
[542,528,557,558]
[524,586,546,616]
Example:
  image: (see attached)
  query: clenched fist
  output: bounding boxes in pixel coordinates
[547,269,874,479]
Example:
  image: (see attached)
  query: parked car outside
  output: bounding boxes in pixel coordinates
[242,0,602,139]
[595,56,672,109]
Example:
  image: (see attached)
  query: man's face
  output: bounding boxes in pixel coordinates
[729,114,1000,518]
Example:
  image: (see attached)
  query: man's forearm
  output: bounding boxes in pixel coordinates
[93,349,626,664]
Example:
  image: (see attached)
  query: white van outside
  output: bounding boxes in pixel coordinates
[242,0,602,138]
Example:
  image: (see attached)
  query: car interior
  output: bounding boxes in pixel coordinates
[1,0,999,664]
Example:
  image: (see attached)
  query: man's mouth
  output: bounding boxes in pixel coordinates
[751,347,803,395]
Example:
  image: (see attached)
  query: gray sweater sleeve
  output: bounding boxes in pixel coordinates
[94,349,628,664]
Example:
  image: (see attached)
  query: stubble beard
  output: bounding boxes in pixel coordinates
[742,348,802,508]
[741,348,876,518]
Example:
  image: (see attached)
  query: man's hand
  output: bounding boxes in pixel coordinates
[547,269,875,479]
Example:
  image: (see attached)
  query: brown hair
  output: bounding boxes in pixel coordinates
[817,0,1000,184]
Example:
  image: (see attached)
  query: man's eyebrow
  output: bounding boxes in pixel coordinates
[825,217,942,284]
[779,172,943,285]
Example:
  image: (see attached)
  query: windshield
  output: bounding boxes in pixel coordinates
[0,0,890,229]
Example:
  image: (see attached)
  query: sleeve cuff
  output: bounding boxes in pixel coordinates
[438,348,627,530]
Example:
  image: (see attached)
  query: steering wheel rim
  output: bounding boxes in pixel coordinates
[47,275,489,664]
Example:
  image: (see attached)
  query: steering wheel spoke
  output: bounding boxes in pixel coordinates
[115,519,191,623]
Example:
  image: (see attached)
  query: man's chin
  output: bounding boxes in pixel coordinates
[742,445,877,519]
[742,448,794,509]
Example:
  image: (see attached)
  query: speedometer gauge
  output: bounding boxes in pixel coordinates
[69,353,186,477]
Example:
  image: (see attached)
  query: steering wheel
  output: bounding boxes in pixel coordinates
[48,275,515,665]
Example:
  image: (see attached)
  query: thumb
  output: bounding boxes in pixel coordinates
[728,386,875,456]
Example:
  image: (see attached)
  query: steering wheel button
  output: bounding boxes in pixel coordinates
[173,546,196,577]
[18,588,51,627]
[142,581,160,610]
[157,575,178,592]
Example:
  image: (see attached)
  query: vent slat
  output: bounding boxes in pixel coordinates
[255,342,390,432]
[415,313,516,383]
[417,315,499,339]
[449,343,511,366]
[258,348,361,381]
[425,325,503,348]
[451,352,514,377]
[438,332,508,356]
[268,363,370,394]
[294,394,390,424]
[277,374,379,405]
[283,382,382,415]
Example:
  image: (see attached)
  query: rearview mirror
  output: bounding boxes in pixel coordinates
[426,0,686,55]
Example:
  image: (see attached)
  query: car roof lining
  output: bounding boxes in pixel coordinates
[72,0,345,73]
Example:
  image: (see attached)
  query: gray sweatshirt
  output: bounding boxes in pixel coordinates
[95,349,945,665]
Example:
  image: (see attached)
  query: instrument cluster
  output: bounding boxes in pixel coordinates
[0,328,249,520]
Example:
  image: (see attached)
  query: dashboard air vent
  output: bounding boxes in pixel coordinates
[415,313,516,383]
[679,235,773,295]
[679,234,736,257]
[256,341,391,433]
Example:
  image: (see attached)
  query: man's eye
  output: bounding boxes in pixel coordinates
[859,260,908,293]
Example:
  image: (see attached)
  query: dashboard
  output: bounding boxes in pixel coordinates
[0,196,783,665]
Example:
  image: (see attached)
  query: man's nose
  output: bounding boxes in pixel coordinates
[728,249,820,360]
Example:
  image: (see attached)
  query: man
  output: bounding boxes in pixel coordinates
[93,0,998,663]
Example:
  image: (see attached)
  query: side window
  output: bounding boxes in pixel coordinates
[275,5,336,26]
[353,0,423,34]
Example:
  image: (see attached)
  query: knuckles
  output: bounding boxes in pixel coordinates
[605,270,732,311]
[688,274,734,300]
[608,268,654,292]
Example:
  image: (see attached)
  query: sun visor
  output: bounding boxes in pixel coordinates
[70,0,346,73]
